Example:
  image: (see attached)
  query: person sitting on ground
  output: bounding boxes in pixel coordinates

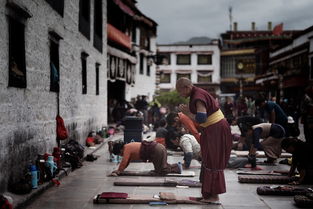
[154,118,168,146]
[281,137,313,185]
[110,141,183,176]
[172,128,201,169]
[246,123,285,166]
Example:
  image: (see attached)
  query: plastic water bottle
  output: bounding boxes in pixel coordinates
[29,165,40,189]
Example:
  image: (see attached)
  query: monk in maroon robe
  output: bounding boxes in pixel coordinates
[176,78,232,204]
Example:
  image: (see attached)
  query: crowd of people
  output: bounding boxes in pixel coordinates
[108,78,313,204]
[108,95,166,128]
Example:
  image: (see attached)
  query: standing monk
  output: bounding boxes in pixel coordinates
[176,78,232,204]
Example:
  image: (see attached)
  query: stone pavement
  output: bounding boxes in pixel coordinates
[13,132,310,209]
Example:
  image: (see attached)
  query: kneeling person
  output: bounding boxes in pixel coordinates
[247,123,285,165]
[110,141,182,176]
[178,132,201,168]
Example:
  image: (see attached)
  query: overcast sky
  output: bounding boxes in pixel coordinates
[136,0,313,44]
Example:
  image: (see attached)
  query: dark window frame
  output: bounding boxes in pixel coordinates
[176,54,191,65]
[197,71,212,83]
[81,52,89,94]
[147,63,150,76]
[95,63,100,95]
[310,57,313,80]
[49,32,62,92]
[8,17,26,88]
[79,0,91,40]
[6,2,32,88]
[45,0,64,17]
[93,0,102,52]
[176,73,191,80]
[197,54,212,65]
[131,23,137,43]
[139,53,144,74]
[159,73,171,83]
[157,53,171,65]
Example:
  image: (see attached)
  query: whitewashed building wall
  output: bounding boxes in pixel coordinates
[0,0,107,191]
[125,34,157,101]
[157,42,221,93]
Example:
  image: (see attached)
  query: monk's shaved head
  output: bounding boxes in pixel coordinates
[176,77,192,89]
[176,77,193,98]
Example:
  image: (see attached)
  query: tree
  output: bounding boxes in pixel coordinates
[156,90,189,111]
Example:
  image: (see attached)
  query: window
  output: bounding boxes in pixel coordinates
[177,73,191,80]
[197,71,212,83]
[81,52,89,94]
[177,54,191,65]
[160,73,171,83]
[79,0,90,39]
[45,0,64,16]
[95,63,100,95]
[49,31,62,92]
[198,54,212,65]
[140,28,150,50]
[157,53,171,65]
[8,17,27,88]
[310,57,313,80]
[132,23,137,43]
[147,64,150,76]
[93,0,102,52]
[139,53,144,74]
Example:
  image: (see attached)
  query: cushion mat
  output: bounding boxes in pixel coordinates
[238,175,295,184]
[114,178,201,187]
[257,186,309,196]
[233,151,292,158]
[294,193,313,207]
[116,170,195,177]
[236,171,286,176]
[93,193,205,204]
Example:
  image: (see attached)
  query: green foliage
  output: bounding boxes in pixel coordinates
[156,90,189,110]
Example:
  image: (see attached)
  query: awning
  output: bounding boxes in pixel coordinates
[158,70,172,74]
[176,70,192,73]
[269,49,308,65]
[107,23,131,49]
[255,75,278,84]
[112,0,135,17]
[221,49,255,56]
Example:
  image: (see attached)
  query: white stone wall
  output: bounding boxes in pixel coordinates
[0,0,107,191]
[157,43,221,91]
[126,36,157,101]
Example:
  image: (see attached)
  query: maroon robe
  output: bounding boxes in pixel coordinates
[189,86,232,196]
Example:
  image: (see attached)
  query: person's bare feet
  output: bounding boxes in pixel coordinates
[200,195,221,204]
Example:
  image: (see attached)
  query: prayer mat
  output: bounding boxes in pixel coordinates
[233,151,292,158]
[93,192,207,204]
[257,186,310,196]
[114,170,195,177]
[238,175,295,184]
[294,193,313,207]
[114,178,201,187]
[236,170,286,176]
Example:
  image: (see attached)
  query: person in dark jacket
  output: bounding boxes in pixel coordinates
[281,138,313,185]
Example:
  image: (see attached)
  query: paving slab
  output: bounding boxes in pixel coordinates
[14,132,308,209]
